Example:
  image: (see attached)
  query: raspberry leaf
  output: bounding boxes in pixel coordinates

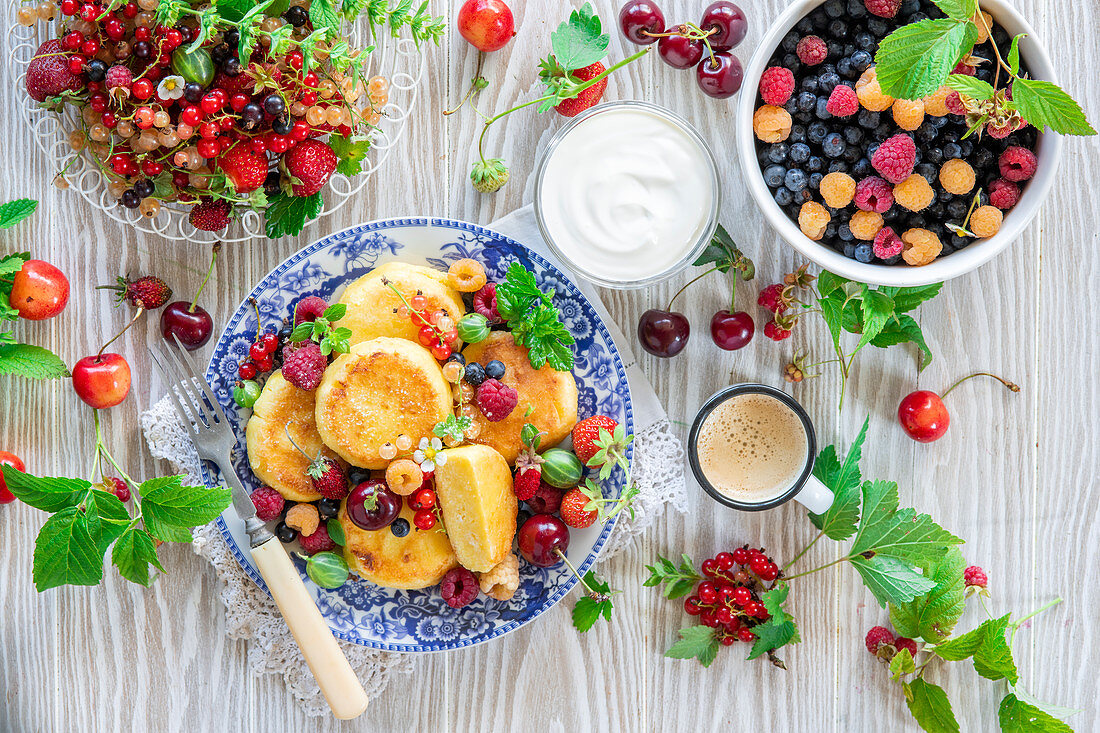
[1010,78,1097,136]
[1007,35,1023,76]
[970,614,1018,684]
[932,618,994,661]
[889,648,916,681]
[931,0,976,19]
[86,489,131,553]
[643,553,703,599]
[882,283,943,313]
[1009,689,1082,723]
[32,507,105,591]
[998,694,1073,733]
[850,554,938,607]
[816,270,848,298]
[875,19,978,100]
[904,678,960,733]
[850,480,963,567]
[111,526,164,587]
[944,73,994,101]
[572,571,614,632]
[548,2,608,73]
[870,314,933,371]
[808,417,868,540]
[856,287,894,350]
[1,467,88,512]
[665,625,721,668]
[747,583,799,663]
[139,475,233,529]
[0,343,71,380]
[0,198,37,229]
[889,547,966,642]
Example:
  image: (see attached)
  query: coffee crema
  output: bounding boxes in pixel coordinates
[695,392,808,503]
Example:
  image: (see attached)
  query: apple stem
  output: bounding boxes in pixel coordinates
[189,242,220,314]
[95,307,144,361]
[554,547,597,598]
[940,372,1020,400]
[667,265,721,311]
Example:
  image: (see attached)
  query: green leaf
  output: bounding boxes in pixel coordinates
[2,467,88,512]
[932,622,989,661]
[889,647,916,680]
[329,134,371,176]
[1007,35,1024,76]
[326,518,346,546]
[111,527,164,586]
[139,475,232,529]
[875,19,979,100]
[33,507,105,591]
[889,547,966,642]
[819,293,845,356]
[665,625,721,668]
[549,2,608,73]
[264,192,324,239]
[816,270,847,298]
[998,694,1073,733]
[943,73,995,101]
[747,583,799,660]
[0,253,28,277]
[808,416,869,540]
[0,343,70,379]
[572,576,615,633]
[850,480,963,566]
[644,554,703,599]
[143,513,193,543]
[1011,689,1082,722]
[308,0,341,38]
[856,288,895,350]
[692,224,741,272]
[869,314,933,370]
[851,553,938,607]
[86,489,131,553]
[214,0,254,22]
[930,0,976,19]
[905,678,960,733]
[0,199,37,228]
[1011,78,1097,136]
[972,614,1017,684]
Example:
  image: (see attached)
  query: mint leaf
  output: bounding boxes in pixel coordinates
[572,576,614,633]
[33,506,105,591]
[889,547,966,642]
[875,19,978,100]
[808,417,868,540]
[0,199,37,228]
[2,467,88,512]
[856,288,894,350]
[1011,78,1097,136]
[998,693,1073,733]
[496,263,574,372]
[931,0,976,18]
[747,583,799,661]
[111,526,164,586]
[549,2,608,72]
[890,647,916,680]
[850,480,963,566]
[0,343,70,379]
[850,553,937,607]
[944,73,994,100]
[329,134,371,176]
[665,625,720,668]
[140,475,231,529]
[265,192,323,239]
[905,678,960,733]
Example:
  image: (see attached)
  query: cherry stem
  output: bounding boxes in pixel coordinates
[727,269,738,314]
[554,548,597,597]
[667,265,720,311]
[940,371,1019,400]
[189,242,220,314]
[96,307,144,361]
[640,23,717,41]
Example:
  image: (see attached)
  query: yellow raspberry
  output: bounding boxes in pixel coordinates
[939,158,976,195]
[893,174,934,212]
[798,201,831,240]
[285,503,319,537]
[849,210,884,240]
[753,104,792,143]
[820,172,856,208]
[924,86,951,117]
[901,228,943,266]
[970,205,1003,238]
[478,552,520,600]
[856,67,894,112]
[971,10,993,42]
[891,99,926,131]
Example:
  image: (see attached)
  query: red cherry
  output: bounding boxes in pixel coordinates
[159,301,213,350]
[0,451,26,504]
[346,480,400,530]
[517,513,569,567]
[72,353,132,409]
[9,260,69,320]
[710,310,754,350]
[898,390,949,442]
[456,0,516,53]
[638,308,689,357]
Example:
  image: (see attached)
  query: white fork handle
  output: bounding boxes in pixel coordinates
[250,537,369,720]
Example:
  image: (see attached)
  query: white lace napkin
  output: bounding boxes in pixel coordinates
[140,205,686,716]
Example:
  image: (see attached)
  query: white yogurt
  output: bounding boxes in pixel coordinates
[536,104,717,286]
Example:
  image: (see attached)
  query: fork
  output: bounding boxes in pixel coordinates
[150,336,369,720]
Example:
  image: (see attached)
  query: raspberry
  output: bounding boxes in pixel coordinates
[952,62,976,77]
[250,485,285,521]
[478,552,520,600]
[513,466,541,501]
[873,226,904,259]
[472,282,501,323]
[298,523,337,555]
[527,480,564,514]
[989,178,1021,210]
[865,625,894,654]
[970,205,1003,238]
[117,275,171,309]
[796,35,828,66]
[440,567,479,608]
[855,67,894,112]
[971,10,993,42]
[825,84,859,117]
[105,476,130,503]
[752,105,792,143]
[105,64,131,90]
[849,211,884,240]
[294,295,328,325]
[944,91,966,115]
[798,201,831,241]
[759,66,795,106]
[939,158,976,195]
[476,378,518,422]
[757,283,787,313]
[923,86,951,117]
[285,503,320,536]
[893,174,934,212]
[854,176,894,213]
[764,320,791,341]
[309,456,348,500]
[864,0,900,17]
[820,171,856,208]
[901,228,942,266]
[891,99,925,131]
[282,342,327,390]
[894,637,919,657]
[999,146,1038,182]
[987,119,1022,139]
[963,565,988,588]
[871,134,917,184]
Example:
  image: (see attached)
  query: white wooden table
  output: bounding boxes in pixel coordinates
[1,0,1096,730]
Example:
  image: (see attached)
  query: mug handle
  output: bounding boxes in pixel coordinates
[792,474,833,515]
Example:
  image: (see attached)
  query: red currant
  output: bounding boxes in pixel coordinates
[683,596,702,616]
[408,487,436,511]
[266,133,289,153]
[163,28,182,49]
[105,19,124,40]
[440,328,458,346]
[88,93,107,112]
[60,0,78,15]
[260,332,279,352]
[416,324,436,347]
[430,341,452,361]
[68,55,86,75]
[732,547,749,565]
[716,584,734,605]
[180,105,202,126]
[249,342,268,361]
[196,139,219,158]
[731,586,751,607]
[134,25,150,41]
[699,609,718,628]
[720,634,736,647]
[290,121,310,141]
[287,50,303,70]
[715,551,735,571]
[80,3,98,21]
[696,581,717,605]
[132,78,153,100]
[715,607,733,626]
[413,508,436,530]
[701,558,718,577]
[254,355,274,373]
[199,121,218,139]
[743,601,763,618]
[737,627,756,643]
[302,72,319,87]
[301,91,317,106]
[230,93,249,112]
[757,563,779,582]
[200,94,220,114]
[141,159,164,176]
[238,362,257,380]
[249,137,268,154]
[100,112,117,128]
[80,38,100,56]
[61,31,83,50]
[121,1,137,17]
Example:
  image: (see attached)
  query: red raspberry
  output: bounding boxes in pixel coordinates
[796,35,827,66]
[106,476,130,503]
[854,176,895,213]
[825,84,859,117]
[526,480,564,514]
[871,134,917,184]
[986,120,1016,139]
[951,61,976,77]
[250,486,285,521]
[294,295,328,325]
[865,625,894,653]
[513,466,541,501]
[282,342,327,390]
[864,0,900,17]
[944,91,966,115]
[759,67,795,106]
[475,378,518,422]
[298,523,337,555]
[472,282,501,323]
[989,178,1021,210]
[963,565,988,588]
[105,64,132,90]
[872,226,903,259]
[894,637,919,657]
[763,320,791,341]
[999,146,1038,182]
[440,567,479,608]
[757,283,787,313]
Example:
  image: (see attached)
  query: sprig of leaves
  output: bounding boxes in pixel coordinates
[433,414,472,444]
[264,192,323,239]
[289,303,352,356]
[643,553,704,599]
[494,262,575,372]
[571,571,617,632]
[329,134,372,177]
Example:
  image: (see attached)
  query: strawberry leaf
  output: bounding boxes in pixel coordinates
[549,2,608,72]
[264,192,324,239]
[329,134,371,176]
[931,0,976,19]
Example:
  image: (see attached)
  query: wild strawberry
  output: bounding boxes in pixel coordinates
[560,487,597,528]
[188,198,231,231]
[100,275,172,310]
[282,139,337,196]
[512,466,541,500]
[554,62,607,117]
[571,415,620,465]
[217,144,268,193]
[25,40,81,102]
[307,455,348,500]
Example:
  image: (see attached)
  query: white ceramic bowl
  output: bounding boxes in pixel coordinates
[736,0,1063,286]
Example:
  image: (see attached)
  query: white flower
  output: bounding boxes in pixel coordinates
[414,437,446,473]
[157,75,185,100]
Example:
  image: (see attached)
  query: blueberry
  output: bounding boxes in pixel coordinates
[818,72,841,95]
[942,130,960,144]
[85,59,107,82]
[815,97,833,120]
[794,111,813,125]
[851,50,873,71]
[852,157,873,178]
[843,43,856,58]
[872,122,893,140]
[943,142,962,159]
[950,233,971,250]
[905,11,928,24]
[789,143,811,164]
[843,242,858,258]
[275,522,297,543]
[390,518,410,537]
[857,109,880,129]
[843,126,864,145]
[806,155,825,173]
[881,254,902,265]
[827,160,848,174]
[781,32,800,52]
[809,172,824,190]
[837,57,855,79]
[801,76,819,93]
[446,352,466,366]
[811,8,829,29]
[909,215,928,230]
[827,40,844,59]
[796,16,814,34]
[854,243,874,263]
[843,146,862,163]
[823,133,845,158]
[972,148,995,172]
[959,140,974,158]
[808,122,829,144]
[464,362,487,386]
[782,53,802,73]
[899,0,920,14]
[847,0,867,18]
[915,122,940,144]
[774,187,794,206]
[763,164,786,188]
[947,199,968,219]
[318,498,340,521]
[823,222,838,240]
[348,467,371,486]
[867,18,890,37]
[827,19,850,39]
[789,125,807,144]
[925,147,944,165]
[854,32,875,52]
[767,143,790,164]
[916,163,937,185]
[838,224,855,242]
[797,91,817,112]
[485,360,506,380]
[784,169,808,192]
[824,0,845,17]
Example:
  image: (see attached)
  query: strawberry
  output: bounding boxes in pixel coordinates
[217,145,267,193]
[99,275,172,310]
[554,62,607,118]
[282,139,337,196]
[26,40,81,102]
[571,415,620,465]
[560,487,597,528]
[188,198,231,231]
[307,456,348,500]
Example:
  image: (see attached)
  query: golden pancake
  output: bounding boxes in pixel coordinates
[336,262,466,347]
[340,503,458,589]
[315,337,453,469]
[462,332,578,464]
[245,370,340,502]
[434,444,517,573]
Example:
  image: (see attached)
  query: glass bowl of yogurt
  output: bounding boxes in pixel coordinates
[533,101,721,289]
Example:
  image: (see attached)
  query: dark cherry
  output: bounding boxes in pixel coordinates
[160,301,213,351]
[696,52,743,99]
[346,479,401,531]
[699,0,747,50]
[710,310,754,350]
[638,308,690,357]
[618,0,665,45]
[658,32,704,69]
[517,514,570,567]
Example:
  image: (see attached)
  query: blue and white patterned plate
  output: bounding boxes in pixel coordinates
[203,218,634,652]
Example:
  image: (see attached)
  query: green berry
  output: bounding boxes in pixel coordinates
[233,379,262,408]
[306,551,349,589]
[456,312,490,344]
[470,158,509,193]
